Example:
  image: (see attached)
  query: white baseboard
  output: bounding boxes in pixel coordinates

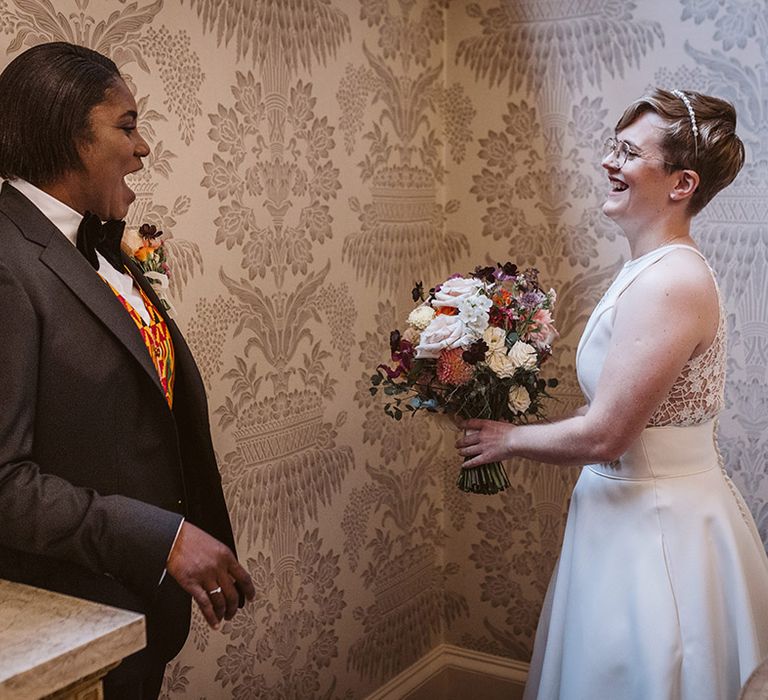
[364,643,529,700]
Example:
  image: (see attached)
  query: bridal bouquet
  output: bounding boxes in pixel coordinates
[372,262,558,494]
[122,223,174,314]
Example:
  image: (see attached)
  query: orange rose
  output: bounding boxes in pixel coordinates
[133,245,153,262]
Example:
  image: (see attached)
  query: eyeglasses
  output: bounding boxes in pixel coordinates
[603,137,677,169]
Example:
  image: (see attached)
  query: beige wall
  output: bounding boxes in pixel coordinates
[1,1,764,697]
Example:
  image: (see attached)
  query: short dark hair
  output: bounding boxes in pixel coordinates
[616,88,745,216]
[0,42,121,186]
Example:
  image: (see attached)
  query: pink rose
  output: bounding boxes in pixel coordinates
[528,309,558,349]
[415,314,466,359]
[432,277,484,309]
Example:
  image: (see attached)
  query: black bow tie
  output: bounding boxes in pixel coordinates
[76,212,126,272]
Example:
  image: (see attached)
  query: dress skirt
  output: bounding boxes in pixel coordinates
[523,420,768,700]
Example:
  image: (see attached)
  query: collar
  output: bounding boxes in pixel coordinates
[7,178,83,246]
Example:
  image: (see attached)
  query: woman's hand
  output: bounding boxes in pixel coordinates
[455,418,515,468]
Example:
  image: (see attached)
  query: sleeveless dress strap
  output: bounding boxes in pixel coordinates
[576,245,714,377]
[613,244,707,301]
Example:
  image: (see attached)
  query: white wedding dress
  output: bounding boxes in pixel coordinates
[523,245,768,700]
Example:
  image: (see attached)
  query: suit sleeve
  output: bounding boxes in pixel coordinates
[0,259,182,599]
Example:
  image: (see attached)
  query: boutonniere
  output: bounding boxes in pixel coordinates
[122,223,175,317]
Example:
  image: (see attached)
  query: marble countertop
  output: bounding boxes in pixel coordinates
[0,579,145,699]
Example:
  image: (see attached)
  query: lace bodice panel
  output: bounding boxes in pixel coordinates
[577,245,727,430]
[647,299,726,427]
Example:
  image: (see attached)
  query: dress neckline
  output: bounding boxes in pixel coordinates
[623,243,702,269]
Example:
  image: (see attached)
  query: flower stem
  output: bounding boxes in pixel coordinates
[456,460,510,495]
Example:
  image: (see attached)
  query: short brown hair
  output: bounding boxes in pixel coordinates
[0,42,121,186]
[615,88,745,215]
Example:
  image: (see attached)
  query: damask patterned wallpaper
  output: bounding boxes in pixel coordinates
[0,0,764,697]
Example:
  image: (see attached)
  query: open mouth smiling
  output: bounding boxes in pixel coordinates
[609,176,628,193]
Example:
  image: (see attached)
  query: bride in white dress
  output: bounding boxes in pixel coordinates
[456,88,768,700]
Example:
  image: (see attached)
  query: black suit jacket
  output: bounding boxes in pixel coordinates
[0,182,234,662]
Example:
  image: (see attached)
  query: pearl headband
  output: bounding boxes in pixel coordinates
[672,89,699,160]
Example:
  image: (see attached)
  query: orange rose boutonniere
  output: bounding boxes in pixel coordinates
[121,223,174,315]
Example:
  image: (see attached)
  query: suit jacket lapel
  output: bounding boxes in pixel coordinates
[0,184,165,398]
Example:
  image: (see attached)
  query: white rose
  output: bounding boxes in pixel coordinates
[483,326,507,351]
[508,385,531,414]
[407,305,436,331]
[433,277,484,308]
[415,314,466,359]
[507,340,538,371]
[120,227,144,256]
[486,349,517,378]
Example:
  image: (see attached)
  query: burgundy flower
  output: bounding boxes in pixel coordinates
[472,265,496,283]
[379,333,415,379]
[489,306,517,330]
[389,329,402,355]
[139,223,162,240]
[463,339,488,365]
[496,261,518,280]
